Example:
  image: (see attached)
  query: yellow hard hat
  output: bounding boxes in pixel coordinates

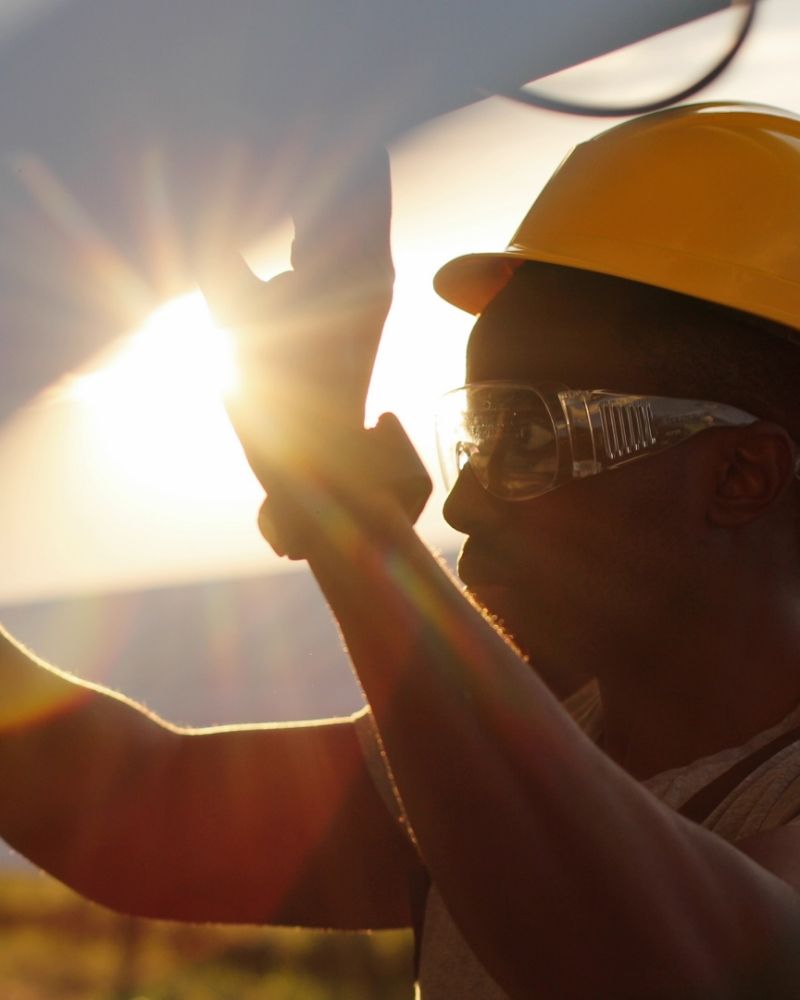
[434,102,800,331]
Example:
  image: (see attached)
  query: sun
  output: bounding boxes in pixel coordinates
[62,291,256,503]
[0,291,272,602]
[69,292,237,409]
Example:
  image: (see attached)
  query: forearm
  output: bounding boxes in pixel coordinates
[0,623,419,929]
[303,493,800,999]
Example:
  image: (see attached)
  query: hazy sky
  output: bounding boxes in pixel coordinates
[1,0,797,604]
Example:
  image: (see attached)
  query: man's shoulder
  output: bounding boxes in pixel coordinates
[738,824,800,895]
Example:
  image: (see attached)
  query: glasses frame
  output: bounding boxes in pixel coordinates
[437,381,761,501]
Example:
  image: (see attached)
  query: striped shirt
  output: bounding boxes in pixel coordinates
[356,686,800,999]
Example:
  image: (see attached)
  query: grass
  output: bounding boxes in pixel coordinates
[0,871,414,999]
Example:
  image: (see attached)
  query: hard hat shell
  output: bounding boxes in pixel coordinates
[434,102,800,334]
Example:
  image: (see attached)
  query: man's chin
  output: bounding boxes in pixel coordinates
[466,583,593,700]
[466,584,529,647]
[466,583,508,613]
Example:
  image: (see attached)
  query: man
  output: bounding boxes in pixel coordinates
[3,101,800,998]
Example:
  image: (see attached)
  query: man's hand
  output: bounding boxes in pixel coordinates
[196,148,394,495]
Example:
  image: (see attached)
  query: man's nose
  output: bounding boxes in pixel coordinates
[442,463,501,535]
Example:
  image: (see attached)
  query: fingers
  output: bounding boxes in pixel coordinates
[290,146,394,291]
[194,246,267,328]
[194,146,395,436]
[289,146,395,412]
[197,146,393,305]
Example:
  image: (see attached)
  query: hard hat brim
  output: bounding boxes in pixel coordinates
[434,242,800,342]
[433,253,526,316]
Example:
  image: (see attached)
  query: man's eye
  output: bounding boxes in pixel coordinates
[509,419,551,455]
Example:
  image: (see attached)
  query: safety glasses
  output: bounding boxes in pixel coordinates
[436,381,758,501]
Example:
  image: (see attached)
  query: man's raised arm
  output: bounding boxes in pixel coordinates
[0,146,424,933]
[279,482,800,999]
[0,624,419,928]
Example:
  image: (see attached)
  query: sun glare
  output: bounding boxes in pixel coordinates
[69,292,237,408]
[0,291,270,602]
[60,291,256,505]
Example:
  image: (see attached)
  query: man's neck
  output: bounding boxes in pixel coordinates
[595,594,800,781]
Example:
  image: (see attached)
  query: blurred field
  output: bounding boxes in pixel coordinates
[0,872,414,999]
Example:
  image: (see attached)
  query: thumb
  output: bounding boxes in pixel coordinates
[195,246,276,328]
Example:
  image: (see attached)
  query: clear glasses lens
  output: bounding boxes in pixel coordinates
[438,385,559,500]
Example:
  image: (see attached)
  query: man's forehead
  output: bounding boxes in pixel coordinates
[466,264,663,392]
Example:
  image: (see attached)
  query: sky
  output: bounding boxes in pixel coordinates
[0,0,798,604]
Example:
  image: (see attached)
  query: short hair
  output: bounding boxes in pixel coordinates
[516,262,800,440]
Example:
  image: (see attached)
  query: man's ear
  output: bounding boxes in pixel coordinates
[709,423,798,528]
